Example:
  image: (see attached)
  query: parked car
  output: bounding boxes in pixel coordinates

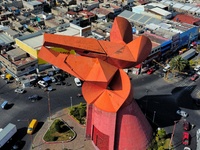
[182,132,190,145]
[194,65,200,71]
[176,110,188,117]
[28,94,39,102]
[74,78,82,87]
[50,76,56,83]
[183,121,190,131]
[197,71,200,75]
[147,68,155,75]
[190,74,199,81]
[38,80,48,88]
[14,88,25,94]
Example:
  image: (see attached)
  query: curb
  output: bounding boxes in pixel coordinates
[42,118,76,144]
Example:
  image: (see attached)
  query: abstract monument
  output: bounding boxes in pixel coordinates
[39,17,153,150]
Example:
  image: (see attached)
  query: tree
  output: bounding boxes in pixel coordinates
[169,56,188,72]
[196,45,200,54]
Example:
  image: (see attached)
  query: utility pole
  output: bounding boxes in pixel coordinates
[48,91,51,120]
[169,120,178,149]
[153,111,156,123]
[70,96,73,109]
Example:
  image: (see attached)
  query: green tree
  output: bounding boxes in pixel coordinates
[169,56,188,72]
[196,45,200,53]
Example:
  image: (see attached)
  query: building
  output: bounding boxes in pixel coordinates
[119,10,199,62]
[172,14,200,26]
[0,47,37,77]
[38,17,153,150]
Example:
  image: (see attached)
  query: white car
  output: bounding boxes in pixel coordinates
[163,64,170,72]
[14,88,25,94]
[194,65,200,71]
[38,80,48,88]
[74,78,82,87]
[197,71,200,75]
[184,147,191,150]
[176,110,188,117]
[50,76,56,83]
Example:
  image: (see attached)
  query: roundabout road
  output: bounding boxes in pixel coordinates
[0,68,200,150]
[0,76,84,150]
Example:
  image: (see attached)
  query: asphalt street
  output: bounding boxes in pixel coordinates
[0,76,85,150]
[130,69,200,150]
[0,68,200,150]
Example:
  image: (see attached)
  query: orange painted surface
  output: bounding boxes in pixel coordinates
[38,16,152,112]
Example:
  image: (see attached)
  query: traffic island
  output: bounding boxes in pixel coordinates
[43,119,76,143]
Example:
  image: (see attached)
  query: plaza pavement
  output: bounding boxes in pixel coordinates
[31,108,95,150]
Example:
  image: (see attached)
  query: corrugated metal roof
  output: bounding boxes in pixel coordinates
[138,16,150,24]
[0,32,14,45]
[173,3,184,9]
[150,7,172,16]
[181,5,192,11]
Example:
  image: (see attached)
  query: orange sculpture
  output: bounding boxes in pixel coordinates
[39,17,153,150]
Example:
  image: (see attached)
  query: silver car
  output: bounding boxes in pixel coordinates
[14,88,25,94]
[176,110,188,117]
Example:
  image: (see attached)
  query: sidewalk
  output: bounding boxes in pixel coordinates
[31,108,95,150]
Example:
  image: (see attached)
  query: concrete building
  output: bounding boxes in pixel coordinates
[119,10,199,62]
[160,0,200,16]
[23,0,43,14]
[0,47,37,77]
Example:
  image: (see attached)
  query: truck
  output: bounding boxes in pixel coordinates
[180,48,196,60]
[0,123,17,148]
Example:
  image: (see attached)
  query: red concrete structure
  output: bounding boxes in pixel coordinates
[38,17,153,150]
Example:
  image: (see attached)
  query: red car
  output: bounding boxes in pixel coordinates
[182,132,190,145]
[147,68,155,75]
[183,121,190,131]
[190,74,199,81]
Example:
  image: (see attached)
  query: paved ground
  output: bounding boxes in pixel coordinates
[31,108,95,150]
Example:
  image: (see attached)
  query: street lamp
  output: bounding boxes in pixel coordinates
[153,111,156,123]
[47,91,51,120]
[70,96,73,109]
[17,119,34,149]
[169,120,179,149]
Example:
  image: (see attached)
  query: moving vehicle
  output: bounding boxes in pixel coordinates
[163,64,170,72]
[28,94,39,102]
[14,88,25,94]
[1,101,8,109]
[74,78,82,87]
[190,74,199,81]
[184,147,191,150]
[27,119,38,134]
[176,110,188,117]
[182,132,190,145]
[183,121,190,131]
[0,123,17,148]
